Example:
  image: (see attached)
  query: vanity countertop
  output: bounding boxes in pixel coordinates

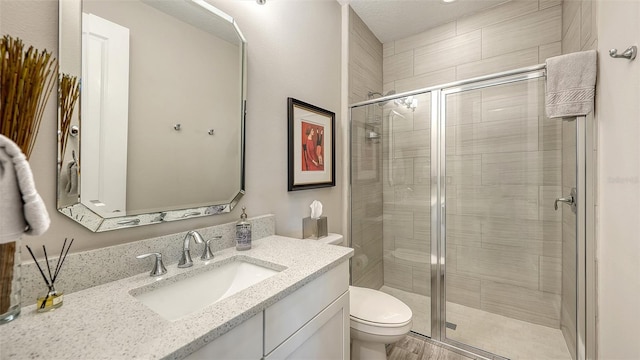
[0,235,353,359]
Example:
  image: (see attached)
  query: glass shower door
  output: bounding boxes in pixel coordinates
[441,76,574,359]
[381,92,432,337]
[350,91,433,338]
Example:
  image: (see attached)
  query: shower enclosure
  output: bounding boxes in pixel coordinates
[350,65,590,360]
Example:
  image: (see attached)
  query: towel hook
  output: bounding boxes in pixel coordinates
[609,46,637,60]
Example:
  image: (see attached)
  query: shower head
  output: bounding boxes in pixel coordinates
[395,96,418,112]
[368,90,396,98]
[367,90,397,106]
[389,109,406,119]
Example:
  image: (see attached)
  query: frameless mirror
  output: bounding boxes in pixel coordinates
[58,0,246,232]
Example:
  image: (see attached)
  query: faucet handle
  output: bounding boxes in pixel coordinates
[201,236,222,261]
[137,252,168,277]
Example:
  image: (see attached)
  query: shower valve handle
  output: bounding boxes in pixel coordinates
[554,188,577,212]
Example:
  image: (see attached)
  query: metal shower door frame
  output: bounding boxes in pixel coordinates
[429,67,590,360]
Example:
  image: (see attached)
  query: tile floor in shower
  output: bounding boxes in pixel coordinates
[380,286,572,360]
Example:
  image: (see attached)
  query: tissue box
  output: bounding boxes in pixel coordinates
[303,216,328,240]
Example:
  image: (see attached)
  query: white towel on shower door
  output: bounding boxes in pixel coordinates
[545,50,597,119]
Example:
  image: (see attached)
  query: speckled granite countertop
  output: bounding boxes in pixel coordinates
[0,236,353,359]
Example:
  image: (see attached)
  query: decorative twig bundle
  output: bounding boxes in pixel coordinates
[0,34,58,315]
[0,35,58,157]
[58,74,79,168]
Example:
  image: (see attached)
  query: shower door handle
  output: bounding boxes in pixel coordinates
[554,188,577,213]
[554,196,573,210]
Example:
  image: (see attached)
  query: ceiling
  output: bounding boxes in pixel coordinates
[339,0,510,43]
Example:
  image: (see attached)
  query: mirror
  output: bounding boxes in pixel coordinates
[58,0,247,232]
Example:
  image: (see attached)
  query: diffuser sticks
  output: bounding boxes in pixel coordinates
[26,238,73,311]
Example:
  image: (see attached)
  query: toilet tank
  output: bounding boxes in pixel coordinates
[316,233,344,246]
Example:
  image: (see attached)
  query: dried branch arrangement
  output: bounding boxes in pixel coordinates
[58,74,80,166]
[0,35,58,157]
[0,34,58,315]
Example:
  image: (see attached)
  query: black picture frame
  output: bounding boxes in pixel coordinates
[287,97,336,191]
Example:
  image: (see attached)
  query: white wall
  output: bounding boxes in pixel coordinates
[0,0,343,254]
[213,0,343,237]
[596,1,640,358]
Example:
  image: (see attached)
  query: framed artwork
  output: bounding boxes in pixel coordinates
[287,97,335,191]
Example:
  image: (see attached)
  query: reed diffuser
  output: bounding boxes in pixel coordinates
[26,239,73,312]
[0,34,58,322]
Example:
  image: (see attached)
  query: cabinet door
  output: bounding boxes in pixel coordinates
[265,291,349,360]
[184,313,262,360]
[265,261,349,353]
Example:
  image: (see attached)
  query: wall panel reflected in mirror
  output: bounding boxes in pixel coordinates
[58,0,247,232]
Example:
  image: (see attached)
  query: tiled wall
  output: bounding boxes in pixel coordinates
[561,1,597,359]
[383,1,562,93]
[348,8,385,290]
[381,0,565,328]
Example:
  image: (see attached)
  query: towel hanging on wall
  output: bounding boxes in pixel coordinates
[545,50,597,119]
[0,135,50,244]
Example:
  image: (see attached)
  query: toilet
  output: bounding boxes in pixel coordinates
[318,234,413,360]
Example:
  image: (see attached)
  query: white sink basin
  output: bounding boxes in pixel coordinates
[132,258,282,321]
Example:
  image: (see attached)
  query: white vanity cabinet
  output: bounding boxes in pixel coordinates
[184,313,263,360]
[264,291,349,360]
[184,261,350,360]
[264,261,350,360]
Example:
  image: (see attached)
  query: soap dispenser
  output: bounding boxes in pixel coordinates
[235,207,252,250]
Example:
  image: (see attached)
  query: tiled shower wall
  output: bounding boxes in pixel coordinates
[561,1,597,359]
[348,8,385,290]
[381,0,565,327]
[383,0,563,93]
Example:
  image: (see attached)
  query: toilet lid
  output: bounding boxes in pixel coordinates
[349,286,412,325]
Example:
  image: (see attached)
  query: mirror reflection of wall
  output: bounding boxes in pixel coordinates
[81,12,130,218]
[81,0,242,215]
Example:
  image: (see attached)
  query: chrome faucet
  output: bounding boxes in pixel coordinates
[178,230,204,268]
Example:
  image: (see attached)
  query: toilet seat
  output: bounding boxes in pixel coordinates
[349,286,413,336]
[351,315,412,328]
